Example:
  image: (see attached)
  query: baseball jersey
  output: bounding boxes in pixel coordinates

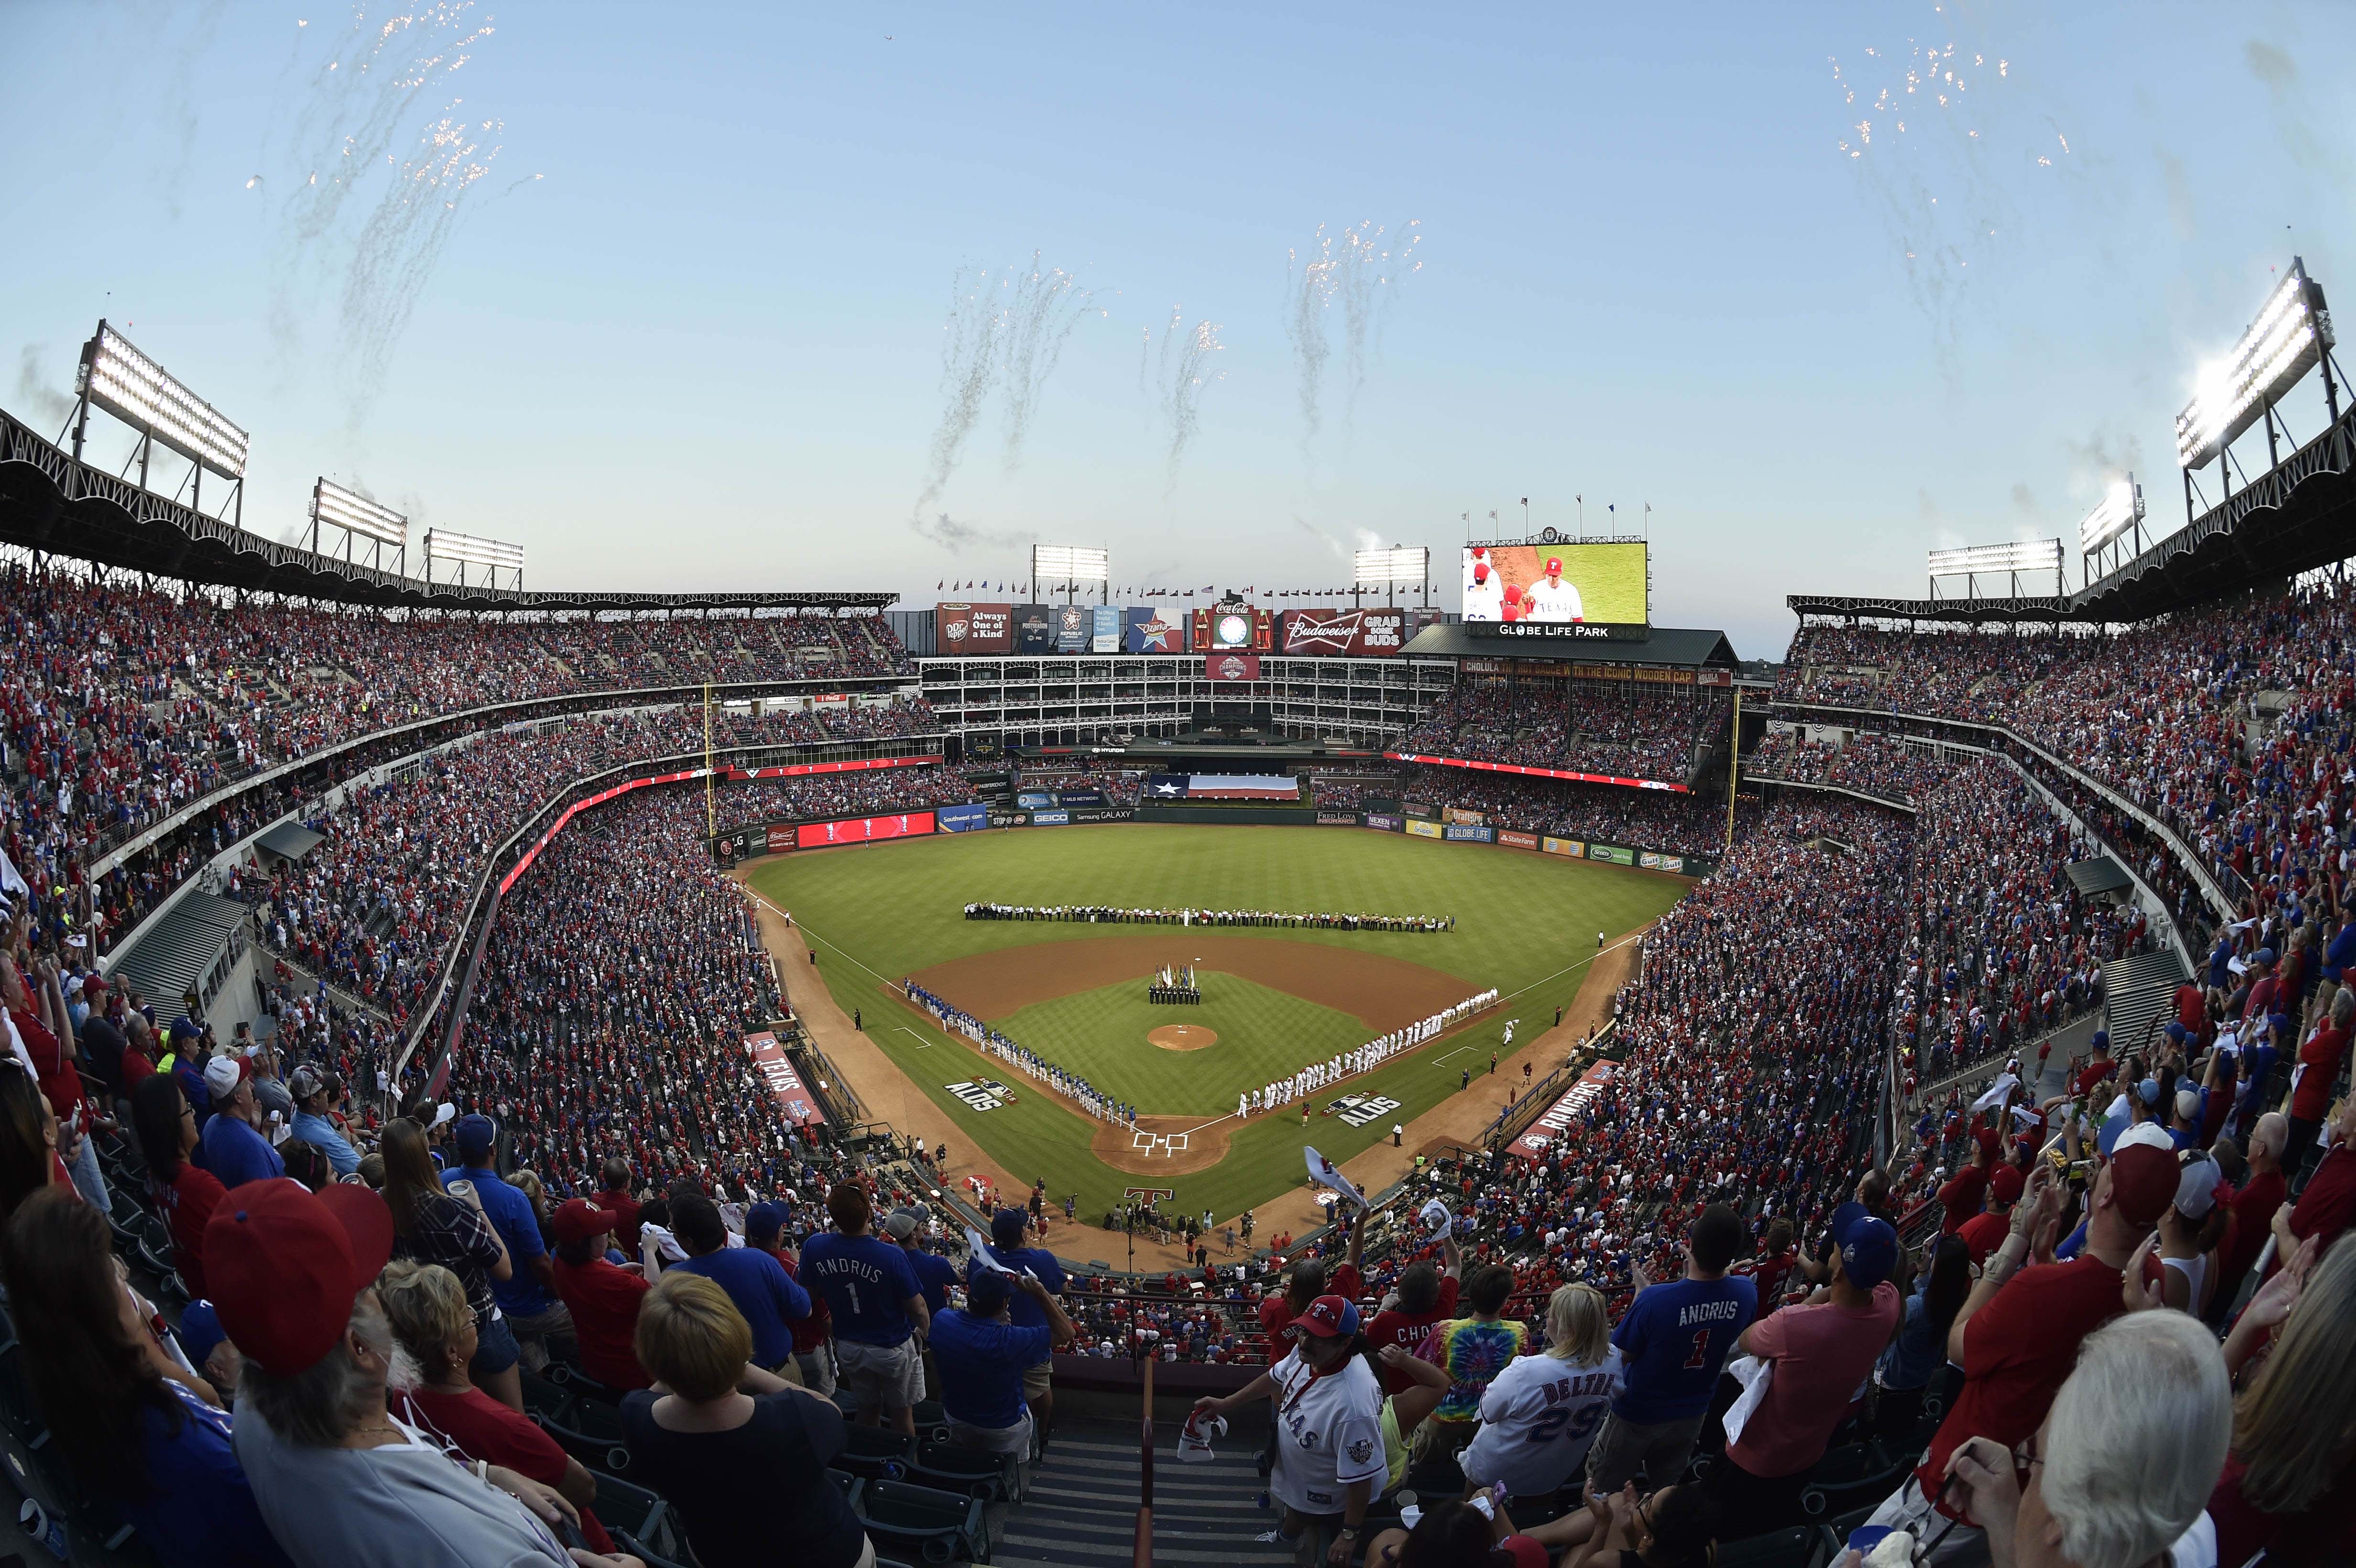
[1267,1350,1387,1517]
[1523,577,1585,622]
[1461,1349,1625,1498]
[1609,1274,1757,1424]
[797,1232,922,1345]
[1463,576,1505,621]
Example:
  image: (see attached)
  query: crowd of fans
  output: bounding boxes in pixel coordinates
[1398,679,1728,783]
[1742,730,1961,806]
[1399,765,1750,860]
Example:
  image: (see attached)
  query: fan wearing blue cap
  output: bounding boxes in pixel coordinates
[438,1113,573,1368]
[972,1208,1067,1441]
[928,1262,1073,1456]
[1708,1204,1902,1526]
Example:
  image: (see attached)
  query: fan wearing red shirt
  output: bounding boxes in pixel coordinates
[1259,1226,1366,1342]
[2069,1036,2117,1102]
[2284,991,2352,1176]
[1953,1163,2023,1270]
[378,1255,617,1556]
[129,1073,226,1297]
[1860,1127,2179,1551]
[5,953,99,1204]
[2275,1095,2356,1267]
[1937,1129,1999,1235]
[2210,1112,2288,1318]
[1363,1235,1462,1396]
[592,1156,644,1254]
[547,1198,654,1390]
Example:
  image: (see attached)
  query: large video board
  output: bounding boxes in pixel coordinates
[1462,542,1647,629]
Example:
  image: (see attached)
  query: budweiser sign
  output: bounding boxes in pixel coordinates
[1281,606,1408,656]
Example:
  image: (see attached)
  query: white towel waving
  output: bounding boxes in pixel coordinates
[1969,1073,2021,1114]
[1419,1198,1453,1239]
[1305,1146,1365,1209]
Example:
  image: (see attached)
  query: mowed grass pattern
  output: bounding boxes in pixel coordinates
[995,975,1372,1117]
[749,823,1686,1221]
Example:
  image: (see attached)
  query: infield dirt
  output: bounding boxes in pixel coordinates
[1147,1025,1218,1051]
[906,934,1466,1027]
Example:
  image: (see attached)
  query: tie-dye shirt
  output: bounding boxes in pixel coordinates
[1428,1315,1528,1423]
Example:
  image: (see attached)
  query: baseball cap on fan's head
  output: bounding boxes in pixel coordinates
[2090,1030,2107,1051]
[202,1054,246,1101]
[287,1064,327,1103]
[1974,1128,2001,1159]
[746,1201,789,1245]
[2175,1154,2222,1220]
[204,1178,395,1377]
[1292,1295,1360,1339]
[2108,1124,2180,1228]
[1988,1163,2025,1205]
[1834,1209,1898,1290]
[884,1209,920,1241]
[967,1268,1014,1316]
[551,1198,620,1245]
[992,1208,1030,1249]
[454,1113,497,1162]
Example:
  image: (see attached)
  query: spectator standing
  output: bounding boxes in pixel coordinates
[1711,1207,1901,1525]
[621,1273,870,1568]
[1872,1234,1970,1439]
[548,1198,653,1391]
[2209,1114,2288,1317]
[930,1268,1074,1456]
[1423,1264,1528,1458]
[1192,1296,1385,1557]
[214,1179,609,1567]
[1587,1205,1756,1495]
[887,1208,960,1315]
[1939,1128,1999,1234]
[2283,990,2352,1176]
[592,1157,644,1254]
[6,951,108,1209]
[977,1207,1069,1443]
[199,1056,285,1189]
[380,1118,523,1412]
[1461,1283,1623,1501]
[1943,1311,2230,1568]
[442,1114,575,1371]
[377,1258,618,1557]
[131,1071,225,1298]
[1956,1163,2024,1268]
[0,1188,290,1568]
[744,1201,834,1395]
[1364,1238,1464,1397]
[799,1182,929,1435]
[1862,1126,2177,1561]
[662,1193,811,1374]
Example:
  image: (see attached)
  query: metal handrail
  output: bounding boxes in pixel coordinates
[1133,1351,1154,1568]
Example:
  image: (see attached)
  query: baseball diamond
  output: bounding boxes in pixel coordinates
[748,820,1685,1220]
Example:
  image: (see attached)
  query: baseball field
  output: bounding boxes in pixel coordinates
[745,823,1685,1223]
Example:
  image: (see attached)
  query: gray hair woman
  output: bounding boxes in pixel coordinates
[1945,1308,2231,1568]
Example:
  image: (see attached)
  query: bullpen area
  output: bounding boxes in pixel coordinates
[746,822,1686,1222]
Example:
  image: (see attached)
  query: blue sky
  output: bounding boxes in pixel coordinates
[4,1,2351,656]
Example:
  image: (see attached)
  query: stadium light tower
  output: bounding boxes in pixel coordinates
[70,320,251,526]
[2174,257,2339,525]
[1927,539,2064,602]
[1031,544,1110,605]
[2076,475,2145,587]
[1353,544,1430,609]
[310,479,409,576]
[422,528,525,591]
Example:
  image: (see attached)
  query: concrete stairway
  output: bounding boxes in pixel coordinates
[996,1418,1293,1568]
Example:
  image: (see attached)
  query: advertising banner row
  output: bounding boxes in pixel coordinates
[1386,750,1690,794]
[1336,809,1708,875]
[935,601,1438,657]
[1459,658,1734,687]
[1510,1059,1620,1157]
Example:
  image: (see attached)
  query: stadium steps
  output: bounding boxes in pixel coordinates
[994,1422,1291,1567]
[2102,947,2193,1054]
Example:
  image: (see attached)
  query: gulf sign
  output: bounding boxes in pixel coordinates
[1511,1060,1619,1157]
[796,811,937,849]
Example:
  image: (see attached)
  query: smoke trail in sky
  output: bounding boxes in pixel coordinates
[1283,220,1422,453]
[266,2,524,429]
[994,255,1097,471]
[1827,6,2071,359]
[1156,308,1224,489]
[910,254,1099,541]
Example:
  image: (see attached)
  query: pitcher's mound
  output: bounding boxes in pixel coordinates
[1148,1024,1219,1052]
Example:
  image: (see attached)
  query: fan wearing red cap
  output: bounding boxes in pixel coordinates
[210,1180,622,1567]
[1955,1161,2026,1269]
[1192,1294,1385,1552]
[1523,555,1584,623]
[1862,1129,2180,1547]
[548,1198,654,1391]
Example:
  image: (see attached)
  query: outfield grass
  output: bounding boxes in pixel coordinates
[749,823,1685,1222]
[996,975,1372,1116]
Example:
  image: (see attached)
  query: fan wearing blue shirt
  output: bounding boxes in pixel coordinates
[286,1065,362,1177]
[1586,1203,1756,1495]
[196,1056,285,1188]
[976,1208,1069,1443]
[800,1183,930,1435]
[665,1194,813,1372]
[884,1209,960,1314]
[439,1114,575,1358]
[930,1268,1074,1456]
